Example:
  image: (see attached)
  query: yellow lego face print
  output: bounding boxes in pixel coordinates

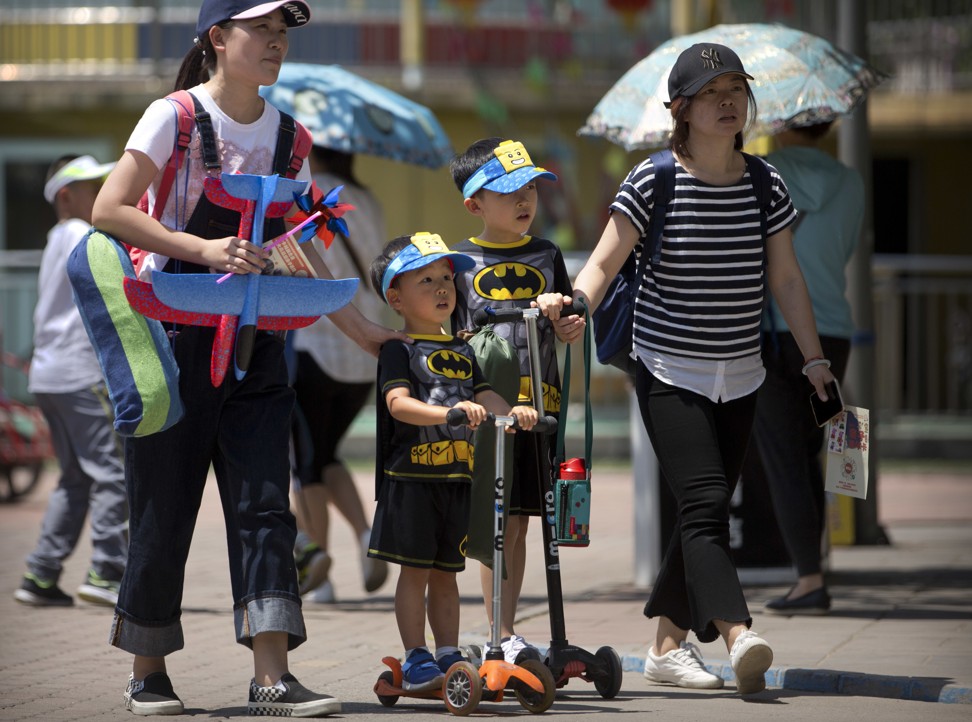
[494,140,533,173]
[410,232,450,256]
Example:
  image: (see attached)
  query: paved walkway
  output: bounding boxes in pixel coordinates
[1,461,970,719]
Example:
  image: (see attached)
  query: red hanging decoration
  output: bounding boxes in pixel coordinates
[606,0,653,31]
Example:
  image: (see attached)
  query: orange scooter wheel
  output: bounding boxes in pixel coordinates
[512,659,556,714]
[443,661,482,716]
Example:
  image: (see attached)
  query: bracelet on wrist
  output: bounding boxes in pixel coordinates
[801,358,831,376]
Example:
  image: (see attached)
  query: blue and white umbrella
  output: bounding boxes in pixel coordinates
[262,63,454,168]
[579,23,889,150]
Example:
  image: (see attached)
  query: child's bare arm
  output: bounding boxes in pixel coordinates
[386,388,488,429]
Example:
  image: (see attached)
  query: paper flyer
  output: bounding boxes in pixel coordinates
[824,405,870,499]
[265,234,318,278]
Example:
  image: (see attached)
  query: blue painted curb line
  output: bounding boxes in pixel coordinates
[619,654,972,704]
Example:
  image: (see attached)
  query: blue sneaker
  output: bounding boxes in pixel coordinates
[436,651,466,674]
[401,649,444,692]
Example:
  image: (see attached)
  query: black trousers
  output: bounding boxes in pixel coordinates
[635,363,757,643]
[753,333,851,577]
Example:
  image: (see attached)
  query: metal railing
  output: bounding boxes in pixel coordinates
[872,254,972,414]
[4,251,970,425]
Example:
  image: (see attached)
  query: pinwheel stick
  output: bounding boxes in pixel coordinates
[216,211,322,284]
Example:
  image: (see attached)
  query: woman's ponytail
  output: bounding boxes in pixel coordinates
[173,28,220,91]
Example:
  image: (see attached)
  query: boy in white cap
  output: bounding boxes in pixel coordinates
[15,154,128,609]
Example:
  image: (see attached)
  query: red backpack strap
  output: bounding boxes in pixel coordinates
[137,90,196,220]
[132,90,195,272]
[287,120,314,179]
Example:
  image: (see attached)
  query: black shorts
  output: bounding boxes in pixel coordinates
[508,431,552,516]
[291,351,373,488]
[369,479,470,571]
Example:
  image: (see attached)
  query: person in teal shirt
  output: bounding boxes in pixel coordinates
[756,121,864,615]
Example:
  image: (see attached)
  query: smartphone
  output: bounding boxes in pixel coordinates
[810,379,844,427]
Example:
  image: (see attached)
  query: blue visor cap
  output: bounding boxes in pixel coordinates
[381,232,476,302]
[462,140,558,199]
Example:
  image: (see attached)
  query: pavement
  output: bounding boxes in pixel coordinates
[1,459,970,720]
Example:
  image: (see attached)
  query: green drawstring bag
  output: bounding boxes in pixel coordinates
[465,326,519,571]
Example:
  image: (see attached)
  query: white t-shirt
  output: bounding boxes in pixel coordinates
[28,218,104,394]
[292,172,387,384]
[126,84,312,279]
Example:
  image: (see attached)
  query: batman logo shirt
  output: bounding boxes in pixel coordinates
[427,349,474,380]
[377,335,491,485]
[473,262,546,301]
[451,235,574,414]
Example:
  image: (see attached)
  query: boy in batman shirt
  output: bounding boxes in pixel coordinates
[367,233,538,691]
[450,139,583,663]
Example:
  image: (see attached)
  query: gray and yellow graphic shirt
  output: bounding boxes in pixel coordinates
[451,235,573,414]
[377,335,491,485]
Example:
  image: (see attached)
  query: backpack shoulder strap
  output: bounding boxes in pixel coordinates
[272,112,313,179]
[289,121,314,178]
[645,149,675,267]
[742,151,773,241]
[137,90,197,220]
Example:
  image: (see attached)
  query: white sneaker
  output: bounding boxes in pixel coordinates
[359,529,388,593]
[729,630,773,694]
[308,580,336,604]
[500,634,538,665]
[643,641,724,689]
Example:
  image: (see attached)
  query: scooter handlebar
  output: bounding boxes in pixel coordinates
[472,302,582,328]
[446,408,557,435]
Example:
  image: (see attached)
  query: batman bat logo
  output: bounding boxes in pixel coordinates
[473,263,546,301]
[427,349,473,380]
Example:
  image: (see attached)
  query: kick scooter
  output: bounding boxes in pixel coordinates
[472,305,623,699]
[373,410,558,715]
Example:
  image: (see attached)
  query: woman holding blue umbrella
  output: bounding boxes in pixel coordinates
[540,43,837,695]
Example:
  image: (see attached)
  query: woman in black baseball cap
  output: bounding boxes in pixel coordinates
[665,42,757,160]
[539,41,835,695]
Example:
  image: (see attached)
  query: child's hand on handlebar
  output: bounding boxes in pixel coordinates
[451,400,488,430]
[535,293,585,343]
[533,292,569,320]
[509,405,539,432]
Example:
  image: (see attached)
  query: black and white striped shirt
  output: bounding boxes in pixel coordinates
[611,156,796,362]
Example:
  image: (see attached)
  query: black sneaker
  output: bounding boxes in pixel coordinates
[77,569,120,607]
[248,673,341,717]
[295,542,331,597]
[124,672,184,716]
[13,574,73,607]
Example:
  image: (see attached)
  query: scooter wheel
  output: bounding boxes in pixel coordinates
[513,658,556,714]
[593,646,623,699]
[462,644,483,666]
[514,646,543,664]
[375,671,399,707]
[443,661,482,716]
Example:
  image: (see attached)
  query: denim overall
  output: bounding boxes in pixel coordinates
[111,95,309,656]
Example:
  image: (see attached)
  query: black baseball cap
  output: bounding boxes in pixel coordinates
[195,0,311,40]
[665,43,753,108]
